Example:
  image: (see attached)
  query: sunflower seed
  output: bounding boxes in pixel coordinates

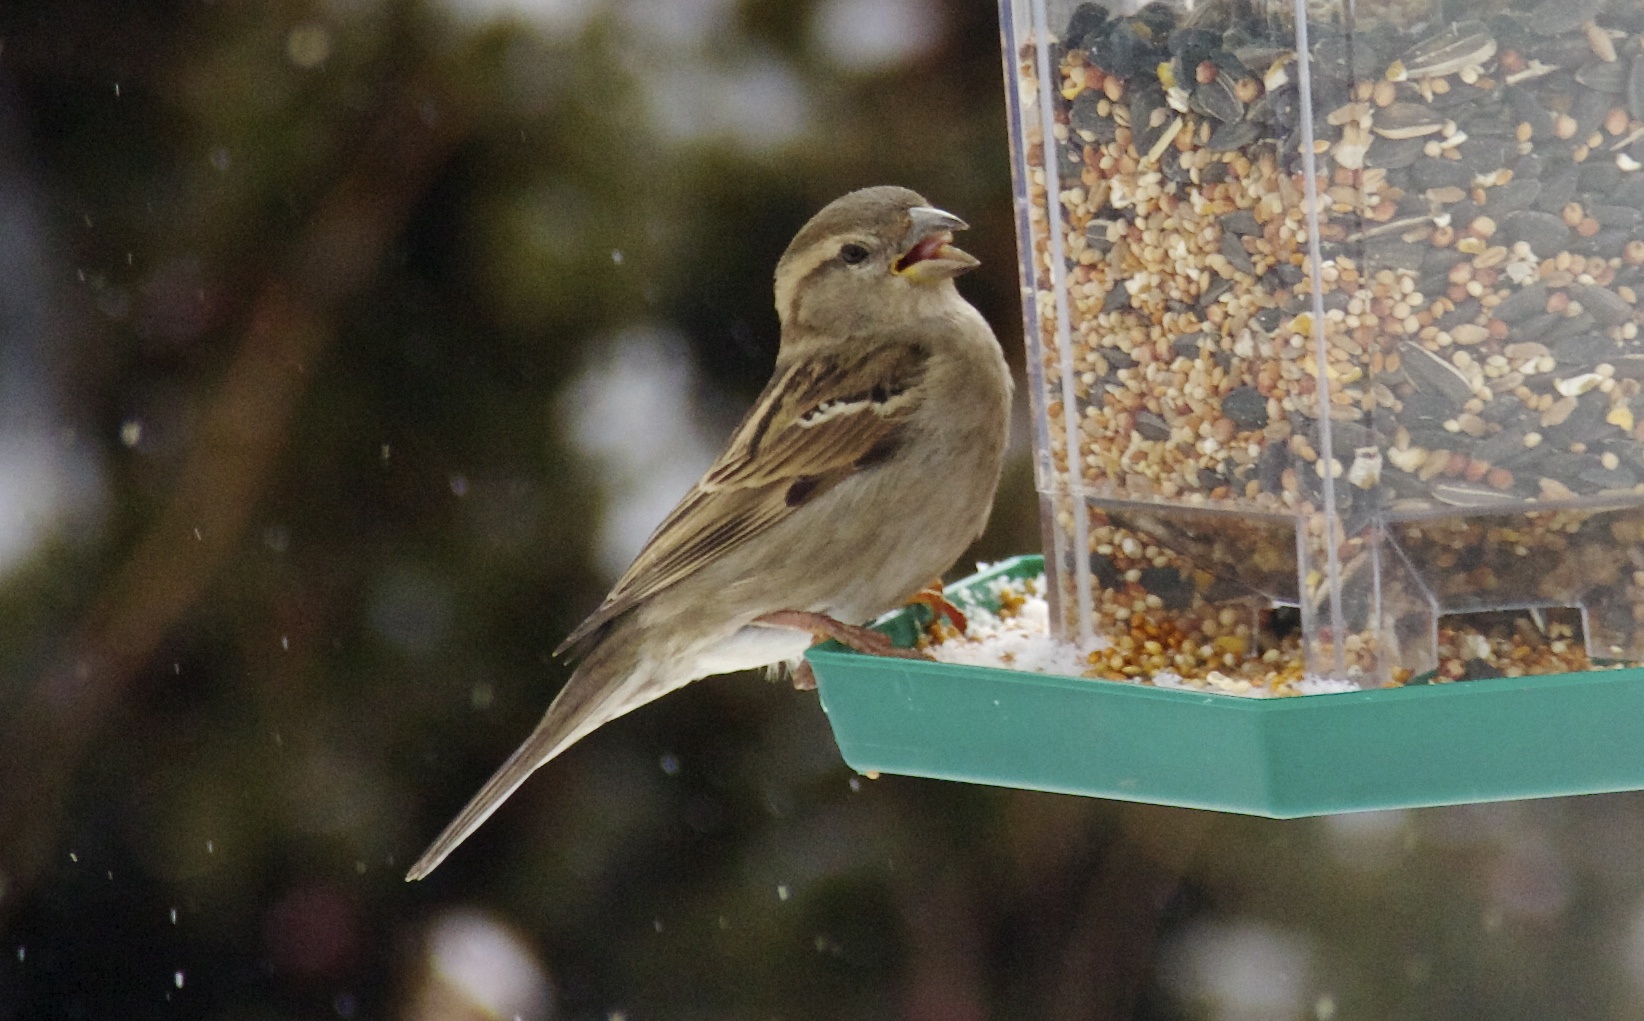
[1475,426,1531,465]
[1503,210,1573,255]
[1402,390,1457,422]
[1548,390,1615,443]
[1193,75,1244,122]
[1430,481,1522,507]
[1310,34,1357,81]
[1494,283,1550,324]
[1170,331,1208,359]
[1070,93,1119,143]
[1402,21,1496,79]
[1233,44,1281,75]
[1063,2,1111,46]
[1366,135,1427,168]
[1166,27,1219,60]
[1438,299,1483,330]
[1367,240,1428,273]
[1198,276,1233,310]
[1373,102,1447,140]
[1207,119,1260,151]
[1577,60,1626,93]
[1573,88,1613,139]
[1403,343,1477,404]
[1220,231,1256,274]
[1547,312,1597,343]
[1533,167,1580,214]
[1571,284,1633,327]
[1612,354,1644,380]
[1088,18,1160,80]
[1485,178,1542,213]
[1554,332,1621,364]
[1135,411,1171,441]
[1411,156,1472,190]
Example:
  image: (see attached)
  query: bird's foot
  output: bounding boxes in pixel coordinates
[908,579,967,633]
[790,660,818,691]
[755,610,930,666]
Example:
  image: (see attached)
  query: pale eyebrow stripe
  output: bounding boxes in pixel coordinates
[774,234,879,321]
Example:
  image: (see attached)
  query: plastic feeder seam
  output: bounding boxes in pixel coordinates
[809,556,1644,817]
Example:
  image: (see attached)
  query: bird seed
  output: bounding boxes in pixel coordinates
[1013,0,1644,683]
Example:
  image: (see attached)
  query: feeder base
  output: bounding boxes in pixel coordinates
[809,556,1644,817]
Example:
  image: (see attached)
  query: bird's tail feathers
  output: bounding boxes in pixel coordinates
[403,716,576,881]
[405,641,656,881]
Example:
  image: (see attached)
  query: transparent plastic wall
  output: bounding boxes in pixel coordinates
[1003,0,1644,685]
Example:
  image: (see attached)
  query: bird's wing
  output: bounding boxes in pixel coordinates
[555,339,929,660]
[407,340,930,882]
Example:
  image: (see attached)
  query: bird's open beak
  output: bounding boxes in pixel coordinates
[893,206,980,282]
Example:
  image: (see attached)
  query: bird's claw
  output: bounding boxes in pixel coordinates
[755,609,930,662]
[908,581,967,633]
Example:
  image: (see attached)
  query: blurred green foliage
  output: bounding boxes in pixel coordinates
[5,1,1644,1020]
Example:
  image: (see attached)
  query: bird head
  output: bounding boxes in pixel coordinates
[773,186,980,331]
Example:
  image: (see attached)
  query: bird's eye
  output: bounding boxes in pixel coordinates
[840,243,870,265]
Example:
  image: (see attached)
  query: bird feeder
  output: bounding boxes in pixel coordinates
[810,0,1644,815]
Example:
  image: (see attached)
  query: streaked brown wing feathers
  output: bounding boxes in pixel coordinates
[554,341,927,660]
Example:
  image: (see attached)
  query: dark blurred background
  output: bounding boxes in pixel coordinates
[3,1,1644,1019]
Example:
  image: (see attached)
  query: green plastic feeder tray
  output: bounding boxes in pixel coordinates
[809,554,1644,817]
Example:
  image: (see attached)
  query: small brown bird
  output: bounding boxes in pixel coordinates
[406,186,1011,880]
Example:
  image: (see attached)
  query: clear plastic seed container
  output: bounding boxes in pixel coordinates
[1003,0,1644,686]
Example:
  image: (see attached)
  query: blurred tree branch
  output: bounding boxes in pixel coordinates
[1048,807,1213,1020]
[0,72,470,918]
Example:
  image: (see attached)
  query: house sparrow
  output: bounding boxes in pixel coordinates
[406,186,1011,880]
